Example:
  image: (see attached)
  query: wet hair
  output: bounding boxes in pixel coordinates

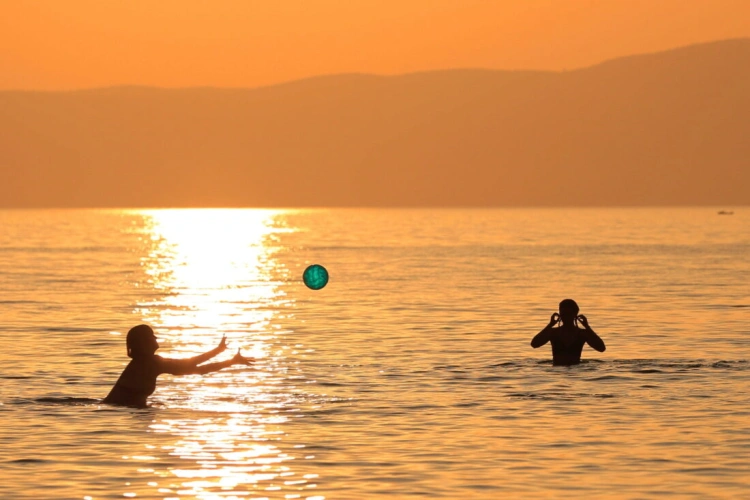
[126,324,154,359]
[558,299,580,318]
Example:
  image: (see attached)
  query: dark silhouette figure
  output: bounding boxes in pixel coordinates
[103,324,253,407]
[531,299,606,365]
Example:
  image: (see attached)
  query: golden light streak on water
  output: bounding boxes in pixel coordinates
[121,209,323,499]
[1,208,748,499]
[136,209,290,347]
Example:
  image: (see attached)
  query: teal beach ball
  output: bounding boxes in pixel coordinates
[303,264,329,290]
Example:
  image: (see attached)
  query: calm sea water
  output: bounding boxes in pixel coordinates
[0,208,748,499]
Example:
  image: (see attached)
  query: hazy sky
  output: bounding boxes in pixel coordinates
[2,0,749,90]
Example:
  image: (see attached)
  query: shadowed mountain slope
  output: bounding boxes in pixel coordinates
[1,39,748,207]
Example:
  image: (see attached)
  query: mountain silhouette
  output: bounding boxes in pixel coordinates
[1,39,748,207]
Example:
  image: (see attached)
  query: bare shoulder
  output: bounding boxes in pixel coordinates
[152,354,175,369]
[154,354,193,375]
[154,354,175,366]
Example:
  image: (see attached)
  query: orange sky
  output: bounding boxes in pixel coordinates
[2,0,749,91]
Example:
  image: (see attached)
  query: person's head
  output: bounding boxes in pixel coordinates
[126,324,159,359]
[558,299,580,325]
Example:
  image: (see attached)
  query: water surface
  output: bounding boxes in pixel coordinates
[0,208,748,499]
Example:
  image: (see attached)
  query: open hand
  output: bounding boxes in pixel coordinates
[576,314,590,329]
[549,312,560,326]
[217,335,228,353]
[232,349,254,365]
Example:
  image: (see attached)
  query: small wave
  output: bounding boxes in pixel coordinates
[7,458,51,464]
[507,391,616,401]
[613,359,748,371]
[489,361,518,367]
[0,246,121,254]
[590,375,633,381]
[42,327,107,333]
[615,359,704,370]
[7,326,111,334]
[477,375,513,382]
[34,397,102,406]
[710,360,748,369]
[434,364,465,370]
[438,358,749,384]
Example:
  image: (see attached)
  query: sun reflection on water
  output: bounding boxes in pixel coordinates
[124,209,324,499]
[137,209,289,344]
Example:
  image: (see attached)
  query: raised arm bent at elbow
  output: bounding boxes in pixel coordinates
[183,335,228,366]
[577,315,606,352]
[531,313,560,348]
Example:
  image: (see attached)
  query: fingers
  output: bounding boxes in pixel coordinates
[233,348,255,365]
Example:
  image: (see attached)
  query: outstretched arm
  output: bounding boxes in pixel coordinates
[187,350,254,375]
[577,315,606,352]
[184,336,228,366]
[160,349,254,376]
[531,313,559,348]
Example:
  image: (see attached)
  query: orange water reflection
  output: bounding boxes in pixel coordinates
[128,209,323,500]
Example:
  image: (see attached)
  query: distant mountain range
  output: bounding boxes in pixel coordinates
[1,39,748,207]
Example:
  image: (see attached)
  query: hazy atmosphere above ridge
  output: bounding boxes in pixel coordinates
[2,1,749,207]
[3,0,750,91]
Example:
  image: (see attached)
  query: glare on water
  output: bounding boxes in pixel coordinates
[122,209,324,499]
[0,207,748,499]
[136,209,286,351]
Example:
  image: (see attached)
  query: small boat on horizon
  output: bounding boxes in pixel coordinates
[717,210,734,215]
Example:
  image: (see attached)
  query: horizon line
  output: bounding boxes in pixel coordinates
[0,205,744,211]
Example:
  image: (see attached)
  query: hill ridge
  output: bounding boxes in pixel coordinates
[1,39,748,207]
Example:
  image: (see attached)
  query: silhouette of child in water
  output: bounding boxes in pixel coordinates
[103,324,253,407]
[531,299,606,365]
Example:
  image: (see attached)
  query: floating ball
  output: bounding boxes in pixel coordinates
[303,264,329,290]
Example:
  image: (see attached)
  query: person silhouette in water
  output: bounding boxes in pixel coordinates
[103,324,253,407]
[531,299,606,365]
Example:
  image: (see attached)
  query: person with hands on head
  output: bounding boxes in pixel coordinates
[103,324,254,407]
[530,299,606,366]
